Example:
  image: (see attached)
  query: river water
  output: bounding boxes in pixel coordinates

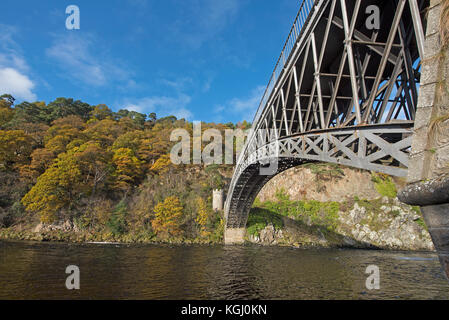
[0,241,448,299]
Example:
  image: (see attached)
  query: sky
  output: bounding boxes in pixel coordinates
[0,0,300,123]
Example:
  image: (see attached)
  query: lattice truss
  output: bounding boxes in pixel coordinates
[225,0,428,228]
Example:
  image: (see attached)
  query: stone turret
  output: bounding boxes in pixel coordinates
[212,189,224,212]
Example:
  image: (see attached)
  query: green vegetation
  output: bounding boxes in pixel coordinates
[302,163,345,192]
[371,172,397,198]
[248,189,340,234]
[247,208,284,237]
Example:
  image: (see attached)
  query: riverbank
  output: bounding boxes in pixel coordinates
[0,194,434,251]
[246,194,434,251]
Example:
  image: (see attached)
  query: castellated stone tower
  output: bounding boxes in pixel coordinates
[212,189,224,212]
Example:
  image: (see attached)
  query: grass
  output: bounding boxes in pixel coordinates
[371,172,397,198]
[249,189,340,233]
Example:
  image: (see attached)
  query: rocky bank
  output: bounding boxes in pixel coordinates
[247,165,434,251]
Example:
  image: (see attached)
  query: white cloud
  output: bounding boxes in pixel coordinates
[215,85,265,121]
[0,68,36,101]
[0,24,37,101]
[159,77,193,91]
[46,34,132,87]
[121,94,193,120]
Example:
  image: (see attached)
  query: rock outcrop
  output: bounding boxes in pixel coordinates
[248,165,433,251]
[248,198,434,250]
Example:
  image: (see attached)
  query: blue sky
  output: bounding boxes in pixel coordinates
[0,0,300,123]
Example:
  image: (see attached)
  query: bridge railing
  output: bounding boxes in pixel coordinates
[251,0,316,127]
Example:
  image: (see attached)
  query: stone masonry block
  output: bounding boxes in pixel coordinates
[417,83,437,109]
[410,126,430,155]
[413,107,434,130]
[424,32,442,60]
[428,227,449,252]
[407,152,426,183]
[422,204,449,228]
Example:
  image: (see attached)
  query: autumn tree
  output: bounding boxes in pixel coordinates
[44,116,86,155]
[90,104,113,121]
[195,197,210,238]
[150,154,172,174]
[112,147,143,191]
[22,152,82,223]
[0,130,33,171]
[151,196,184,238]
[73,142,111,197]
[22,148,56,180]
[84,119,123,147]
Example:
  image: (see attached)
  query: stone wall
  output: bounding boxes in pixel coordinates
[399,0,449,279]
[408,0,449,183]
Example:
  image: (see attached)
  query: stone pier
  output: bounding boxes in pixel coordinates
[224,228,246,245]
[399,0,449,279]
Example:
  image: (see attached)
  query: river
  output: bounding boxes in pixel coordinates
[0,241,448,299]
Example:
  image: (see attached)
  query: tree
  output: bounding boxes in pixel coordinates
[90,104,113,121]
[150,154,172,174]
[148,112,157,123]
[43,98,92,122]
[44,115,86,154]
[7,102,45,127]
[0,130,33,171]
[73,142,111,197]
[84,119,123,147]
[29,148,56,175]
[22,153,82,223]
[0,94,15,128]
[112,147,143,190]
[195,197,210,238]
[152,196,183,237]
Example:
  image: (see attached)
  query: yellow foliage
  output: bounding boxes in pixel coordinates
[0,106,14,126]
[195,197,211,238]
[112,147,143,190]
[150,154,172,174]
[152,196,183,238]
[22,153,82,223]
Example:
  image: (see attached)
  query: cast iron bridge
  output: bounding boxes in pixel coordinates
[224,0,429,239]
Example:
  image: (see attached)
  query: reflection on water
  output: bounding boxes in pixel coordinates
[0,241,448,299]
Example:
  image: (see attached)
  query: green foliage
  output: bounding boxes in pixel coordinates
[252,189,340,232]
[302,163,345,191]
[371,173,397,198]
[303,162,345,179]
[247,208,284,237]
[106,201,128,236]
